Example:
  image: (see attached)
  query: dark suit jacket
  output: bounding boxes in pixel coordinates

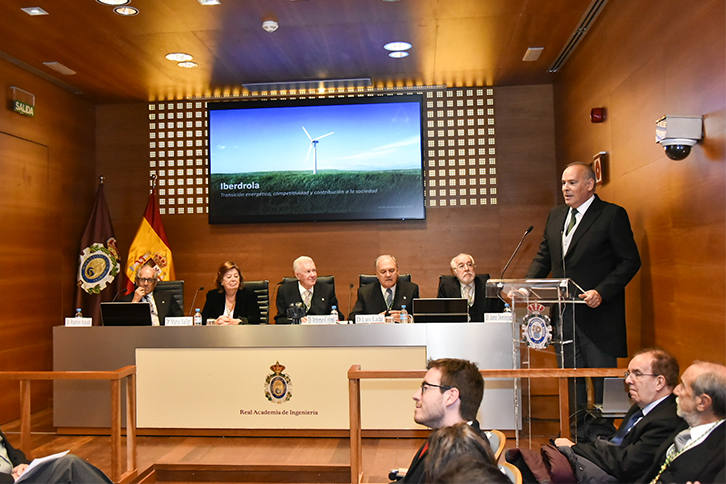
[571,394,687,483]
[437,274,504,321]
[400,420,489,484]
[0,428,30,483]
[274,281,344,324]
[119,289,183,325]
[349,279,419,320]
[526,195,641,357]
[640,420,725,484]
[200,288,261,324]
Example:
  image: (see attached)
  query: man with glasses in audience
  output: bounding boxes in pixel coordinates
[437,253,503,321]
[507,348,686,483]
[122,264,182,325]
[397,358,489,483]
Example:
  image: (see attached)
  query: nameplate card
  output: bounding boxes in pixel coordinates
[304,315,338,325]
[484,312,514,324]
[64,317,92,327]
[355,314,386,324]
[165,317,194,326]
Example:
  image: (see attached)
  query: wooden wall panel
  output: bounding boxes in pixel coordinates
[97,85,557,321]
[0,58,96,423]
[552,0,726,366]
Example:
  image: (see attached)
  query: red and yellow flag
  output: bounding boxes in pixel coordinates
[125,189,175,292]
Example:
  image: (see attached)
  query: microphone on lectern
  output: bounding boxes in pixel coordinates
[500,226,534,279]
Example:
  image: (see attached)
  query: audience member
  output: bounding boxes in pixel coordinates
[507,348,686,483]
[640,361,726,484]
[423,423,496,482]
[399,358,490,483]
[437,253,504,321]
[120,264,182,325]
[432,456,512,484]
[0,428,112,483]
[274,256,343,324]
[201,261,261,324]
[349,255,419,322]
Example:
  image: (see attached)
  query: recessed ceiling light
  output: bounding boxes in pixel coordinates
[388,51,409,58]
[21,7,49,16]
[522,47,544,62]
[197,0,221,5]
[166,52,193,62]
[113,6,138,15]
[96,0,130,5]
[43,61,76,75]
[383,41,412,51]
[178,61,198,68]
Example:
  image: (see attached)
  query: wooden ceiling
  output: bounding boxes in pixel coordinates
[0,0,595,104]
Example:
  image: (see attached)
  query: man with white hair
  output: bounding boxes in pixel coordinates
[640,361,726,484]
[275,256,342,324]
[437,253,503,321]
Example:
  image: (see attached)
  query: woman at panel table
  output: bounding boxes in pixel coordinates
[200,261,261,325]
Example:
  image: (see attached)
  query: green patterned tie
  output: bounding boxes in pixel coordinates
[566,208,578,235]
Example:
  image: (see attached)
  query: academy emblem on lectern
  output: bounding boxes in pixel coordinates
[521,302,552,350]
[264,361,293,404]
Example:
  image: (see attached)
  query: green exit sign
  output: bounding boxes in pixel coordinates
[13,100,35,117]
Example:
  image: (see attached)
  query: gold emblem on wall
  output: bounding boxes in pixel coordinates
[264,361,293,404]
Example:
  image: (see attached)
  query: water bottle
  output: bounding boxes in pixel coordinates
[75,308,83,318]
[503,303,512,313]
[330,305,339,321]
[400,305,409,324]
[193,308,202,326]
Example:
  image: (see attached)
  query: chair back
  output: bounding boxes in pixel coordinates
[243,280,269,324]
[484,429,507,462]
[281,276,335,287]
[359,273,411,287]
[500,462,522,484]
[156,280,184,312]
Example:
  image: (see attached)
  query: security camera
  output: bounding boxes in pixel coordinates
[655,115,702,160]
[262,20,279,33]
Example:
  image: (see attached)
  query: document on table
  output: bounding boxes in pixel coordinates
[15,450,69,483]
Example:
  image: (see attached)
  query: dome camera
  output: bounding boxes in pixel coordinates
[262,20,279,33]
[655,115,702,161]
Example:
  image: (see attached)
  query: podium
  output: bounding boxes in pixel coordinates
[486,278,586,444]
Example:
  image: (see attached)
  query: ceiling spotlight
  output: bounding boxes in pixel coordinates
[262,20,279,33]
[388,51,409,58]
[178,61,198,68]
[113,6,138,15]
[197,0,221,4]
[21,7,49,15]
[97,0,130,5]
[166,52,193,62]
[383,41,412,51]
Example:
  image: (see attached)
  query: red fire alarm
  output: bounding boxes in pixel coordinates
[590,107,605,123]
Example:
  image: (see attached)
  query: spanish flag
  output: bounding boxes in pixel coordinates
[125,189,175,292]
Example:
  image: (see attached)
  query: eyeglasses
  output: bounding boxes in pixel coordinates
[138,278,156,284]
[420,381,454,393]
[624,370,659,379]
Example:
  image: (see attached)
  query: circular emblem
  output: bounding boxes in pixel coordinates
[264,361,293,404]
[522,313,553,349]
[78,243,120,295]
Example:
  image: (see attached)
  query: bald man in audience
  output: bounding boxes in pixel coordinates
[274,256,342,324]
[437,253,503,321]
[349,255,419,322]
[640,361,726,484]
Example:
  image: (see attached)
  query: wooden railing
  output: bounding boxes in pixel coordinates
[347,366,625,484]
[0,366,137,484]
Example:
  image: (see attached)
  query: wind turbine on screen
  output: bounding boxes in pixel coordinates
[303,126,334,174]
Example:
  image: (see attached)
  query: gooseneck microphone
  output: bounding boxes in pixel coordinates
[187,286,204,315]
[500,226,534,279]
[112,288,128,302]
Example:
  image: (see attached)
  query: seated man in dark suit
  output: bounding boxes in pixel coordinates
[121,264,183,325]
[640,361,726,484]
[437,253,504,321]
[274,256,343,324]
[349,255,419,322]
[0,428,112,483]
[507,348,687,483]
[398,358,490,483]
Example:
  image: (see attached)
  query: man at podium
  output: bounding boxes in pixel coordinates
[526,162,641,411]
